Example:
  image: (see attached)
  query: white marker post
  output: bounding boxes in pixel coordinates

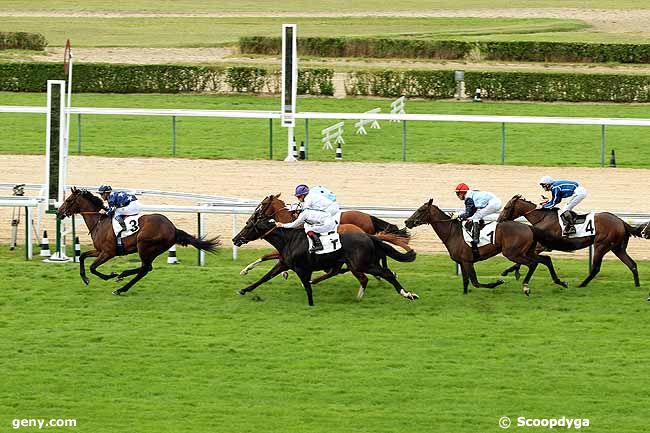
[281,24,298,161]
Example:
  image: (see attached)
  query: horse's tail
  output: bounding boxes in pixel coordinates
[175,229,221,253]
[375,232,413,252]
[369,215,411,240]
[625,221,650,239]
[371,235,416,262]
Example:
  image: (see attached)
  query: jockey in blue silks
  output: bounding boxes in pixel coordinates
[98,185,143,253]
[538,176,588,236]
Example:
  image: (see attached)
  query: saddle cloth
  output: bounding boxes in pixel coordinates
[462,221,497,247]
[558,211,596,238]
[112,215,142,239]
[308,231,342,255]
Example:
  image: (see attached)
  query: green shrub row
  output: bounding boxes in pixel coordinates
[240,36,650,64]
[464,71,650,102]
[0,32,47,51]
[346,70,456,98]
[0,63,334,95]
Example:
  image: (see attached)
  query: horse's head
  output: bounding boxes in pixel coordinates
[405,199,433,228]
[57,187,105,219]
[498,194,535,222]
[233,195,282,246]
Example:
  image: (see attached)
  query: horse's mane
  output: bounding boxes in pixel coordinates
[80,189,105,209]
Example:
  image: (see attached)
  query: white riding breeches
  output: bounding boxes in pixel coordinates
[114,201,143,217]
[561,186,587,213]
[470,198,502,222]
[302,209,337,234]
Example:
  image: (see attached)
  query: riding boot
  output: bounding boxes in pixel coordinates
[471,221,481,260]
[307,231,324,253]
[561,211,576,236]
[115,215,127,255]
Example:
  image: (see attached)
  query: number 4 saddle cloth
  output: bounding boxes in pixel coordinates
[462,221,497,247]
[112,215,142,239]
[558,211,596,238]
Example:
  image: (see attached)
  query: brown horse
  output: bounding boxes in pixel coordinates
[498,194,650,290]
[57,187,220,295]
[404,199,567,295]
[235,194,412,299]
[239,195,408,275]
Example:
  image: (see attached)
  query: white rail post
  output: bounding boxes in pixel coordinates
[232,214,238,260]
[197,212,205,266]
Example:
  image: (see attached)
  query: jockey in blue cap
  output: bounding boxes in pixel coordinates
[538,176,587,236]
[98,184,143,254]
[276,184,340,252]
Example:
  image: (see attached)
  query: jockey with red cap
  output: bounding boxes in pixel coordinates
[452,183,502,257]
[276,184,340,253]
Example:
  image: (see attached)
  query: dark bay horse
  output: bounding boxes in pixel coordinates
[232,213,418,306]
[57,187,220,295]
[498,195,650,290]
[405,199,567,295]
[236,194,411,299]
[239,194,408,275]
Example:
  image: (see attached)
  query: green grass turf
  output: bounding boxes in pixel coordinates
[1,245,649,432]
[0,17,590,47]
[1,92,650,168]
[2,0,649,13]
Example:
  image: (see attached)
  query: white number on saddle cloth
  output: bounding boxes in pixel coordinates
[558,211,596,238]
[462,222,497,247]
[308,232,342,255]
[112,215,141,238]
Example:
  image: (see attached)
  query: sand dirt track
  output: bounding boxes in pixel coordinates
[1,155,648,260]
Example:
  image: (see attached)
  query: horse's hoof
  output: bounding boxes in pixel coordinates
[560,281,569,288]
[112,290,121,296]
[116,276,124,282]
[496,279,505,285]
[500,270,509,277]
[282,271,289,279]
[109,272,119,279]
[81,276,89,286]
[240,269,248,276]
[237,289,246,296]
[523,286,530,296]
[409,292,420,300]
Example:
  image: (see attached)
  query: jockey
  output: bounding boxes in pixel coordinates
[276,184,339,253]
[98,185,143,252]
[539,176,588,236]
[451,183,502,255]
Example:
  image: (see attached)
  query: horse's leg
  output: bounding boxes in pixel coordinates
[238,261,290,295]
[115,267,141,281]
[535,254,569,288]
[310,263,349,285]
[363,264,417,300]
[467,263,505,289]
[500,263,522,280]
[295,268,315,306]
[578,244,609,288]
[352,271,369,300]
[79,249,98,285]
[112,261,152,296]
[611,246,640,288]
[458,262,470,294]
[240,251,281,275]
[89,252,119,281]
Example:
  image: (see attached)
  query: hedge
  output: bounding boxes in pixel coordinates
[240,36,650,64]
[0,63,334,95]
[346,70,456,98]
[464,71,650,102]
[0,32,47,51]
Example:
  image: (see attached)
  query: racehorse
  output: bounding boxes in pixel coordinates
[498,194,650,290]
[239,194,408,275]
[57,187,220,295]
[235,194,411,299]
[232,210,419,306]
[404,199,568,295]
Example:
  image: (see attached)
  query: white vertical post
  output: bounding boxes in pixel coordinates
[232,214,238,260]
[25,206,33,260]
[281,23,298,161]
[198,212,205,266]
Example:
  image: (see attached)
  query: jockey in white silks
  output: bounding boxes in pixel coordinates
[276,184,339,252]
